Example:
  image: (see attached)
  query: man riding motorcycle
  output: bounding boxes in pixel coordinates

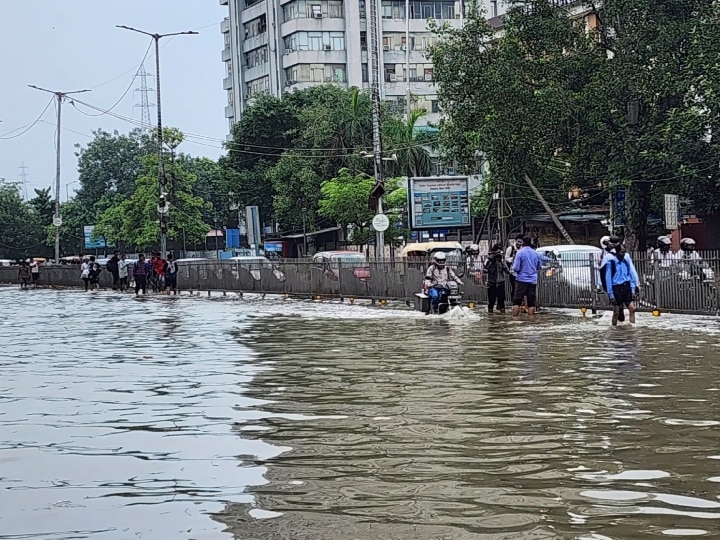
[651,235,675,268]
[424,252,463,313]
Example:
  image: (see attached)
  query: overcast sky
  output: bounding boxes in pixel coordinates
[0,1,227,200]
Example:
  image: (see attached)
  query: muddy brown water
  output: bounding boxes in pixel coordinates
[1,288,720,539]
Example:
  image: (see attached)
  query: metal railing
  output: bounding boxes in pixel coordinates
[1,251,717,315]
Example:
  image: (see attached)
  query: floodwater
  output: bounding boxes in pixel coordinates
[2,289,720,539]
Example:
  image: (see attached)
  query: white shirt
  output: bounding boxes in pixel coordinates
[651,248,676,268]
[678,250,701,261]
[30,262,39,274]
[118,260,130,279]
[80,261,90,278]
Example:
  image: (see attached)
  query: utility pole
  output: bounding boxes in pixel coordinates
[368,0,385,260]
[117,25,198,259]
[405,0,411,122]
[28,85,90,263]
[523,173,575,245]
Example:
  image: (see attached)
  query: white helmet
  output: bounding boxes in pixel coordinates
[680,238,696,251]
[434,252,447,265]
[467,244,479,255]
[600,236,610,250]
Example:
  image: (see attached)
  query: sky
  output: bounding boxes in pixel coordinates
[0,0,228,200]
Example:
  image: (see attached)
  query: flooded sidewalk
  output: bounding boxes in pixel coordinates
[2,289,720,539]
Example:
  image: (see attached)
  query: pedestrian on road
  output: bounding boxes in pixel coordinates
[606,243,640,326]
[87,256,102,290]
[107,250,121,290]
[165,254,179,295]
[29,259,40,288]
[18,260,31,289]
[80,257,91,291]
[118,253,130,292]
[511,236,542,320]
[133,254,151,296]
[153,253,167,293]
[505,235,523,300]
[484,244,510,314]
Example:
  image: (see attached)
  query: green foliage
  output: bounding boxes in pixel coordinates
[0,181,44,259]
[429,0,720,249]
[95,155,210,250]
[29,188,54,227]
[318,168,375,242]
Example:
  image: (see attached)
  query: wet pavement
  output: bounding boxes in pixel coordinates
[2,288,720,539]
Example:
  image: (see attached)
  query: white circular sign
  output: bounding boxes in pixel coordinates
[53,217,63,227]
[372,214,390,232]
[157,203,169,215]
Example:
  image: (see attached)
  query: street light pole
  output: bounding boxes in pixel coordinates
[302,208,308,257]
[66,181,78,203]
[117,25,198,259]
[28,85,90,263]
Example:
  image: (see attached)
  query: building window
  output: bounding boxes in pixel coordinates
[285,64,346,82]
[410,1,454,19]
[424,67,433,81]
[246,76,270,98]
[431,100,439,113]
[490,0,498,17]
[283,0,344,20]
[362,63,369,82]
[244,46,269,68]
[359,0,366,17]
[244,15,267,39]
[381,0,406,18]
[360,31,367,50]
[285,31,346,51]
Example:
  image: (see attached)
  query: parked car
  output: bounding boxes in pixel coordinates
[535,244,602,289]
[312,251,370,281]
[228,256,285,281]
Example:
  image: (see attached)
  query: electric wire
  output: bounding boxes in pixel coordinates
[0,97,55,140]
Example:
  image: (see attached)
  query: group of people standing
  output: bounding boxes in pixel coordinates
[426,235,542,320]
[81,251,179,296]
[16,259,41,289]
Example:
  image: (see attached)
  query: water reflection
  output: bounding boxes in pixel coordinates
[221,311,720,539]
[4,289,720,539]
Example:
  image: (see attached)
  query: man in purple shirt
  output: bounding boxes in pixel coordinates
[511,236,542,319]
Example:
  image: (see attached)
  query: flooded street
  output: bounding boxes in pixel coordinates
[2,289,720,539]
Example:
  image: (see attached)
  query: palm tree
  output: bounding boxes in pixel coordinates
[382,109,436,177]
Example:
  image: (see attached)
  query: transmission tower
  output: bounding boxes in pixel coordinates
[134,63,155,130]
[18,162,29,200]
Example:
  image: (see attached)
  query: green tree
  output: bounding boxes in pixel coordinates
[382,109,435,177]
[0,181,43,259]
[74,128,153,219]
[29,187,54,226]
[95,155,210,250]
[318,168,375,242]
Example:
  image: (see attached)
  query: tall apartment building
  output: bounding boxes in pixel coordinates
[220,0,503,138]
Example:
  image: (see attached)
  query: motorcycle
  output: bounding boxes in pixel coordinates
[414,281,463,315]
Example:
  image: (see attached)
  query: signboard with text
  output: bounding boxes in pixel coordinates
[408,176,470,230]
[83,225,107,249]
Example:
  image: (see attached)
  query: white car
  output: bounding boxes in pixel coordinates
[536,245,603,289]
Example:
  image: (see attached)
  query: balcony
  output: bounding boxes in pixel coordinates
[224,105,235,118]
[244,64,271,82]
[221,18,230,33]
[280,17,345,36]
[220,0,229,4]
[242,32,268,52]
[223,76,233,90]
[221,46,232,62]
[282,49,347,68]
[384,49,429,64]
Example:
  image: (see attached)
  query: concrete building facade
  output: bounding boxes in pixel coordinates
[220,0,503,138]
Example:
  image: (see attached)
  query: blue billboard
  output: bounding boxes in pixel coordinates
[613,186,627,227]
[408,176,470,230]
[83,225,107,249]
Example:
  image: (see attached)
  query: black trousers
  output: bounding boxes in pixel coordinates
[488,282,506,311]
[134,275,147,294]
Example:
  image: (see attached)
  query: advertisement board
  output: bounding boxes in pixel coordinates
[408,176,470,230]
[83,225,107,249]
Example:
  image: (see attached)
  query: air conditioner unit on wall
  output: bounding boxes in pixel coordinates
[383,45,390,51]
[314,12,323,18]
[389,74,397,82]
[323,44,332,50]
[285,48,294,54]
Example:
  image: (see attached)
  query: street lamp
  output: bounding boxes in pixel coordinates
[302,207,308,257]
[66,181,78,203]
[116,25,198,259]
